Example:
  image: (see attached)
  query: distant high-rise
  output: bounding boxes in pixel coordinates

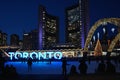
[66,0,89,48]
[23,29,38,50]
[29,29,39,50]
[0,31,7,46]
[23,33,30,50]
[10,34,19,46]
[38,5,59,50]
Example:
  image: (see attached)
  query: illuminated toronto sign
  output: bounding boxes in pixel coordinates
[8,51,62,60]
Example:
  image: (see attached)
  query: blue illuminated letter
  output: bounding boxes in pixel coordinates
[23,52,29,58]
[15,52,22,59]
[54,52,62,59]
[38,52,46,60]
[30,52,38,59]
[8,52,14,60]
[47,52,53,59]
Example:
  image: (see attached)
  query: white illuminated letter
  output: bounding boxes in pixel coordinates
[38,52,46,60]
[47,52,53,59]
[54,52,62,59]
[15,52,22,59]
[8,52,14,60]
[30,52,38,59]
[23,52,29,59]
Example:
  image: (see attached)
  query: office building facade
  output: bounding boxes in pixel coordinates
[66,0,89,48]
[10,34,19,46]
[38,5,59,50]
[23,29,38,50]
[0,31,7,46]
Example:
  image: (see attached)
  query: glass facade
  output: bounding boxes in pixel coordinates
[44,14,59,49]
[23,29,38,50]
[10,34,19,46]
[66,0,89,48]
[67,6,80,47]
[66,5,81,48]
[0,31,7,46]
[39,6,59,50]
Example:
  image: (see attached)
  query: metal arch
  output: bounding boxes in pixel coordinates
[84,18,120,52]
[108,33,120,52]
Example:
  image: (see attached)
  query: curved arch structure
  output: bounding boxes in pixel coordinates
[108,33,120,52]
[84,18,120,52]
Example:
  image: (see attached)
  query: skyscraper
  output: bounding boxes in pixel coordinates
[23,33,31,50]
[66,0,89,48]
[0,30,7,46]
[38,5,59,50]
[23,29,38,50]
[10,34,19,46]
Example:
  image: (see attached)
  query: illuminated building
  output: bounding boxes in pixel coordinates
[23,29,38,50]
[38,5,59,50]
[0,30,7,46]
[10,34,19,46]
[23,33,30,50]
[29,29,39,50]
[66,0,89,48]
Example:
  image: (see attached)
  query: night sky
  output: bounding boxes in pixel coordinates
[0,0,120,44]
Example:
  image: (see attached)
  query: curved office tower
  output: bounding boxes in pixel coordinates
[66,0,89,48]
[38,5,59,50]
